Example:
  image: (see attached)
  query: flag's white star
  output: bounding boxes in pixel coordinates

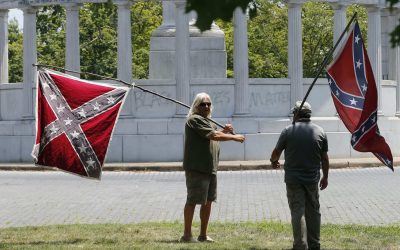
[70,130,80,138]
[64,117,73,126]
[93,102,101,111]
[49,94,57,100]
[42,82,50,88]
[57,105,65,113]
[355,35,361,44]
[50,124,59,134]
[107,96,115,104]
[352,135,357,142]
[328,79,332,85]
[361,126,365,132]
[86,158,95,168]
[361,84,367,92]
[371,116,376,123]
[387,160,392,165]
[78,108,86,118]
[350,98,358,106]
[41,137,46,144]
[356,60,362,69]
[78,145,88,153]
[336,90,340,96]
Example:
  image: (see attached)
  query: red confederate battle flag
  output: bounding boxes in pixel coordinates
[32,69,131,179]
[326,20,393,170]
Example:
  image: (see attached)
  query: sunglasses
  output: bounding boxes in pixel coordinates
[199,102,212,107]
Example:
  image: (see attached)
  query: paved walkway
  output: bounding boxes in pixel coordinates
[0,167,399,228]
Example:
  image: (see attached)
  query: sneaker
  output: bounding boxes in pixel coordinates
[197,235,215,243]
[179,236,198,243]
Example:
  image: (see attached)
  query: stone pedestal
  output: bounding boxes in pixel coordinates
[149,3,226,80]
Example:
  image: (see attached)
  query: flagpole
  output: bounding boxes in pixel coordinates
[292,12,358,124]
[32,64,233,134]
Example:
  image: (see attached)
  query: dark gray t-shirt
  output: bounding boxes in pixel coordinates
[275,120,328,184]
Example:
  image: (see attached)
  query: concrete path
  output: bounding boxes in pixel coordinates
[0,167,399,228]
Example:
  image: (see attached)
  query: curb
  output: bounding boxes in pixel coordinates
[0,157,398,172]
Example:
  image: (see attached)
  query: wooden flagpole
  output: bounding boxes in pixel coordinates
[292,12,358,124]
[33,64,233,133]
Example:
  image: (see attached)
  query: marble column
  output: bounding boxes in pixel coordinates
[65,3,81,77]
[175,1,190,116]
[331,2,347,57]
[0,9,8,84]
[162,1,175,27]
[116,0,133,117]
[367,5,383,115]
[288,1,304,110]
[393,11,400,116]
[22,7,37,119]
[233,7,250,116]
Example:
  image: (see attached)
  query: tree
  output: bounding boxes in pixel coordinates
[79,2,118,79]
[187,0,399,47]
[36,5,66,68]
[387,0,400,47]
[131,1,162,79]
[8,18,23,83]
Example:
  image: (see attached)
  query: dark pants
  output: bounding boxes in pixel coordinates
[286,183,321,250]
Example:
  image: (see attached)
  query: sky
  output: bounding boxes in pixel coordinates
[8,9,23,29]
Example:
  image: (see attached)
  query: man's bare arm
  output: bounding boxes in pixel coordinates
[320,151,329,190]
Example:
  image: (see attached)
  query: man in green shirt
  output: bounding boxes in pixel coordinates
[180,92,245,243]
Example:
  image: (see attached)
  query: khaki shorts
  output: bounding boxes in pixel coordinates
[185,170,217,205]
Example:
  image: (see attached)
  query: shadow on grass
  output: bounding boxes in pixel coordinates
[0,238,86,247]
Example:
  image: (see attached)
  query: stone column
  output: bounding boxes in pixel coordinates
[116,0,133,117]
[0,9,8,84]
[331,2,347,57]
[162,1,175,27]
[288,1,304,109]
[65,3,81,77]
[393,10,400,116]
[22,7,38,119]
[233,7,250,116]
[367,5,383,115]
[175,1,190,116]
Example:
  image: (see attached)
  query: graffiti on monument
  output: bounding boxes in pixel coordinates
[249,90,290,108]
[134,90,174,111]
[190,90,231,105]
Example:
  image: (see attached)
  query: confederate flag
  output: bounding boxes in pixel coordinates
[32,69,131,179]
[326,20,393,170]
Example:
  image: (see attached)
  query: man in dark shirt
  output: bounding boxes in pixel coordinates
[180,92,245,243]
[269,101,329,250]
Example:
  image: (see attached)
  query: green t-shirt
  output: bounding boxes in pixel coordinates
[183,114,220,175]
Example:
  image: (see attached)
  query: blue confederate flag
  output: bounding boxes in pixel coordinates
[326,20,393,170]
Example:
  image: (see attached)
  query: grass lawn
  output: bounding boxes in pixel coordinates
[1,222,400,249]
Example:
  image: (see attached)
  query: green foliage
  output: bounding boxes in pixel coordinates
[387,0,400,46]
[80,2,118,80]
[131,1,162,79]
[248,0,288,78]
[186,0,257,32]
[302,2,333,78]
[8,18,23,83]
[37,5,66,68]
[218,0,288,78]
[347,5,368,46]
[4,0,379,83]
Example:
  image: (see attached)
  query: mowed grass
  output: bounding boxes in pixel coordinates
[1,222,400,249]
